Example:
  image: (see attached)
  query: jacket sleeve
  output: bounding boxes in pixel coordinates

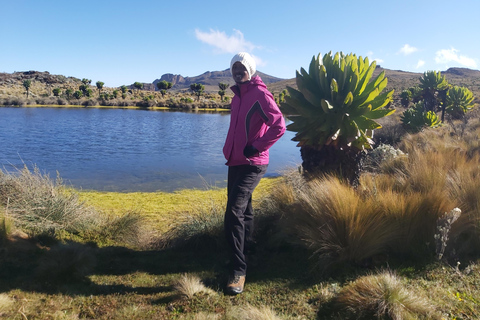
[251,92,286,153]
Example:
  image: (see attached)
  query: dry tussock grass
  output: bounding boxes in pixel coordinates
[173,274,216,299]
[0,166,151,249]
[0,294,14,314]
[282,176,400,269]
[158,200,225,249]
[0,166,99,237]
[227,303,282,320]
[179,312,222,320]
[335,271,439,319]
[273,123,480,268]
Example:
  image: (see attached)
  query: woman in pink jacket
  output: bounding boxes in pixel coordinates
[223,52,286,295]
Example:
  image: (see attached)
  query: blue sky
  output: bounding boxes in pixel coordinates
[1,0,479,88]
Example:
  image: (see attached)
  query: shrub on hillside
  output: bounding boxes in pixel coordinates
[373,113,408,146]
[0,97,28,106]
[56,98,68,105]
[136,99,156,108]
[35,96,59,105]
[81,99,97,107]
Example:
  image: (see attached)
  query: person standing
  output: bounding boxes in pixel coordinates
[223,52,286,295]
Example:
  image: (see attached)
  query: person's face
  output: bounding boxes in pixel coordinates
[232,62,249,84]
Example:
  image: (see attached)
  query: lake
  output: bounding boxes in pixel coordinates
[0,107,301,192]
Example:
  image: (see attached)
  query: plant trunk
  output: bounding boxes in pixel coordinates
[300,145,365,187]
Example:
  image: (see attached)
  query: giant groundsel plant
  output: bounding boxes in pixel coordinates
[280,52,395,185]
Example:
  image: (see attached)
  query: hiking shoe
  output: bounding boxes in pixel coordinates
[225,275,245,295]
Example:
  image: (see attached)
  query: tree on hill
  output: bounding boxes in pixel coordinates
[400,90,412,108]
[133,82,143,97]
[156,80,172,98]
[65,88,73,100]
[96,81,104,98]
[120,85,128,99]
[82,78,92,85]
[445,86,475,119]
[52,88,61,97]
[218,82,229,101]
[73,90,83,99]
[190,83,205,101]
[79,84,92,97]
[23,80,32,98]
[400,71,476,132]
[277,89,288,104]
[419,71,449,121]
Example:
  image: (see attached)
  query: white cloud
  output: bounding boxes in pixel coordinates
[416,60,425,69]
[435,47,477,68]
[399,44,418,55]
[365,51,383,64]
[195,28,257,54]
[250,54,266,67]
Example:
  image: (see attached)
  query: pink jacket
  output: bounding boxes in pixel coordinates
[223,76,286,166]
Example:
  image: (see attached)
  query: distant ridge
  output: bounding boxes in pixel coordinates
[1,67,479,101]
[153,69,285,93]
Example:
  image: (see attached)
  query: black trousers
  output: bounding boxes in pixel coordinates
[224,164,268,276]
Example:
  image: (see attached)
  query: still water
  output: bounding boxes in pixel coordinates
[0,107,301,192]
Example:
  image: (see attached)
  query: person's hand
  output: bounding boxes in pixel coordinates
[243,145,259,158]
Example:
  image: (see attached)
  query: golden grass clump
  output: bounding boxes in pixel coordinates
[0,294,14,314]
[0,213,14,245]
[226,303,282,320]
[281,176,400,269]
[173,273,216,299]
[179,312,222,320]
[158,199,225,249]
[0,166,99,237]
[274,123,480,269]
[94,211,155,249]
[0,166,152,248]
[335,271,439,319]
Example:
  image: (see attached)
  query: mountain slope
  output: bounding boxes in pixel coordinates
[267,67,480,104]
[1,68,479,103]
[153,69,285,93]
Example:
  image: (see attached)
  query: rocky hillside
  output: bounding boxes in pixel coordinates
[0,71,83,97]
[0,71,83,86]
[153,69,285,93]
[0,69,284,97]
[1,68,479,104]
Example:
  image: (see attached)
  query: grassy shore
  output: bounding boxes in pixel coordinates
[78,177,279,233]
[2,118,480,318]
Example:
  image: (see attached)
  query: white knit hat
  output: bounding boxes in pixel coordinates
[230,52,256,80]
